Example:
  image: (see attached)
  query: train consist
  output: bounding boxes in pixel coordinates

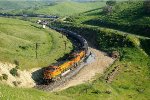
[43,28,88,83]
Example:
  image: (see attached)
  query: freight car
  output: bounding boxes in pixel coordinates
[43,28,88,83]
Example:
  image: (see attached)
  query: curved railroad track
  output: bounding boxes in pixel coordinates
[35,27,95,91]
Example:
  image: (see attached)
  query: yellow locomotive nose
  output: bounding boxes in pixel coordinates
[43,66,57,80]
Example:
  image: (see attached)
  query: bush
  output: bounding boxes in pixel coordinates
[91,89,101,94]
[14,60,19,66]
[10,68,19,77]
[2,74,8,80]
[111,51,120,59]
[13,81,21,86]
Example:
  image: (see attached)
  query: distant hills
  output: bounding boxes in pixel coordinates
[0,1,106,16]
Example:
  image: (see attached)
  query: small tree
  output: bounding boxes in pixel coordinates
[103,0,116,14]
[102,6,113,14]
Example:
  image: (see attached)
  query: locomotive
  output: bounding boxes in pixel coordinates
[43,28,88,83]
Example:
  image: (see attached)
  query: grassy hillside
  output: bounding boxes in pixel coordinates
[0,1,48,13]
[0,17,73,70]
[67,1,150,37]
[1,24,149,100]
[49,0,150,99]
[51,22,150,100]
[0,84,71,100]
[9,1,106,16]
[0,1,150,100]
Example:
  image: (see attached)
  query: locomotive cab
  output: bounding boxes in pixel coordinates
[43,66,58,80]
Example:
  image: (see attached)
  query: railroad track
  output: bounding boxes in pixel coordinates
[35,53,95,91]
[35,27,95,91]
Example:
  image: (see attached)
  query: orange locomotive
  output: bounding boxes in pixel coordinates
[43,28,88,83]
[43,51,85,81]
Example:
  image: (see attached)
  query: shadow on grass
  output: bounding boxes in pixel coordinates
[140,39,150,56]
[83,19,150,38]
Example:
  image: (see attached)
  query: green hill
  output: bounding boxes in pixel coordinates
[35,1,105,16]
[9,1,106,16]
[0,1,48,10]
[0,1,49,16]
[0,1,150,100]
[71,1,150,37]
[0,17,73,70]
[50,0,150,99]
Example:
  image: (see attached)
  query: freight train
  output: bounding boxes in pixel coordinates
[43,28,88,83]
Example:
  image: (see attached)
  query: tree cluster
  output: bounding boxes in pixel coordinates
[102,0,116,14]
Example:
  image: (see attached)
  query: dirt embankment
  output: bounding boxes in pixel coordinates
[54,47,115,91]
[0,62,37,88]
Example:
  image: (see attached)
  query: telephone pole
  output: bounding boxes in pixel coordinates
[64,41,67,50]
[35,43,38,59]
[35,42,45,59]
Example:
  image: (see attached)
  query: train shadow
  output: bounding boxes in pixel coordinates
[31,68,45,85]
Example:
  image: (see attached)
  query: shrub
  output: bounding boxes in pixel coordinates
[111,51,120,59]
[91,89,101,94]
[14,60,19,66]
[2,74,8,80]
[13,81,18,86]
[13,81,21,86]
[10,68,19,77]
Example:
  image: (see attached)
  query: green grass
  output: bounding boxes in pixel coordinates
[0,1,150,100]
[0,84,71,100]
[58,47,150,100]
[0,0,49,14]
[50,0,150,98]
[64,1,150,37]
[0,17,73,70]
[51,24,150,99]
[8,1,106,16]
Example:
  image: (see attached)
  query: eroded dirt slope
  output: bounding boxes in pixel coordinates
[0,62,36,88]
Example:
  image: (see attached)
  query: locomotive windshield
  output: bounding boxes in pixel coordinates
[46,67,56,71]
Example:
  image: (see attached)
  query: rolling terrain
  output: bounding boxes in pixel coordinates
[0,0,49,14]
[0,0,150,100]
[5,1,106,16]
[51,1,150,99]
[0,17,73,70]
